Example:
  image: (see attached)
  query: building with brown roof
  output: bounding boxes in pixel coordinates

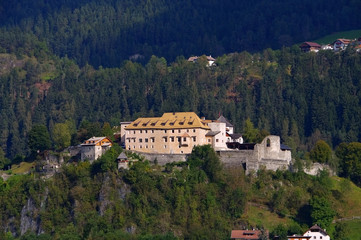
[333,39,351,51]
[123,112,212,154]
[299,42,321,52]
[81,136,112,161]
[303,225,330,240]
[187,55,216,66]
[120,112,291,172]
[231,230,268,240]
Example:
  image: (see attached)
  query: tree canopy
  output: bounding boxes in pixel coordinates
[27,125,51,154]
[309,140,332,163]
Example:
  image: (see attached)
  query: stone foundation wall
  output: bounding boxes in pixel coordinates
[135,152,188,165]
[258,158,291,171]
[135,147,291,172]
[217,150,254,167]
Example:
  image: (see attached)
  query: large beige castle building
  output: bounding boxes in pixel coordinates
[120,112,236,154]
[120,112,292,172]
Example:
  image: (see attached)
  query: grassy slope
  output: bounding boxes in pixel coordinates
[344,219,361,240]
[11,162,35,174]
[243,176,361,238]
[312,29,361,44]
[330,176,361,217]
[329,176,361,239]
[243,204,295,229]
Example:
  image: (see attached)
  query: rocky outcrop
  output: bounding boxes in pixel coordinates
[20,198,40,235]
[98,174,130,216]
[19,188,48,236]
[304,162,335,176]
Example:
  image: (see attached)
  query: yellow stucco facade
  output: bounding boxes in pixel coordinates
[124,112,212,154]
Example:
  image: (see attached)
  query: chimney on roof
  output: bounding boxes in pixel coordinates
[201,117,205,120]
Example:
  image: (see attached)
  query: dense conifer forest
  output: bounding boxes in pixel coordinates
[1,44,361,160]
[1,0,361,239]
[0,0,361,67]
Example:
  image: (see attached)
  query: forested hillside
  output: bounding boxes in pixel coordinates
[1,40,361,160]
[1,146,359,239]
[2,1,361,239]
[0,0,361,67]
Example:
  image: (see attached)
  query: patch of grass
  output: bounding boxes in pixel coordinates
[242,204,294,229]
[11,162,35,174]
[330,176,361,217]
[344,219,361,240]
[40,72,58,81]
[312,29,361,44]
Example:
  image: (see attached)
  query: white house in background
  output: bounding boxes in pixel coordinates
[321,44,333,50]
[187,55,216,66]
[216,115,244,144]
[333,39,351,51]
[206,121,228,150]
[81,136,112,161]
[228,133,244,144]
[303,225,330,240]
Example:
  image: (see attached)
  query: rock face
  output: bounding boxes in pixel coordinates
[19,188,48,236]
[304,163,335,176]
[4,217,17,237]
[20,198,41,235]
[98,174,130,216]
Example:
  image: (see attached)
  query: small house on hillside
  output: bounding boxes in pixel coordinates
[188,55,216,66]
[303,225,330,240]
[231,230,268,240]
[299,42,321,52]
[81,136,112,161]
[321,44,333,50]
[333,39,351,51]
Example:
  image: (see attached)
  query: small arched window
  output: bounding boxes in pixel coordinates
[266,138,271,147]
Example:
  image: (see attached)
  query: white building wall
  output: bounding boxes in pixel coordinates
[304,231,330,240]
[208,122,228,150]
[81,146,96,161]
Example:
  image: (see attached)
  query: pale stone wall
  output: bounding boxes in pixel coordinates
[304,163,335,176]
[208,122,228,150]
[134,152,187,165]
[81,145,107,161]
[120,122,131,144]
[257,135,291,164]
[218,150,254,167]
[81,146,96,161]
[128,135,292,173]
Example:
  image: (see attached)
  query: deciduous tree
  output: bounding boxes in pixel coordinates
[52,123,71,150]
[28,124,51,154]
[309,140,332,163]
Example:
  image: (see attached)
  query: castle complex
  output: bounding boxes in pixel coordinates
[120,112,292,172]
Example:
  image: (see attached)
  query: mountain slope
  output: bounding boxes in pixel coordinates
[1,0,361,67]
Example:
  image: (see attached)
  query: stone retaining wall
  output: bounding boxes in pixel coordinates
[134,152,188,165]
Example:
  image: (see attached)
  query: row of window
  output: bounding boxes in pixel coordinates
[127,136,197,143]
[127,129,197,134]
[128,144,187,150]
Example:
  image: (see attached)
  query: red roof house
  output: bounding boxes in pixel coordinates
[231,230,268,240]
[299,42,321,52]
